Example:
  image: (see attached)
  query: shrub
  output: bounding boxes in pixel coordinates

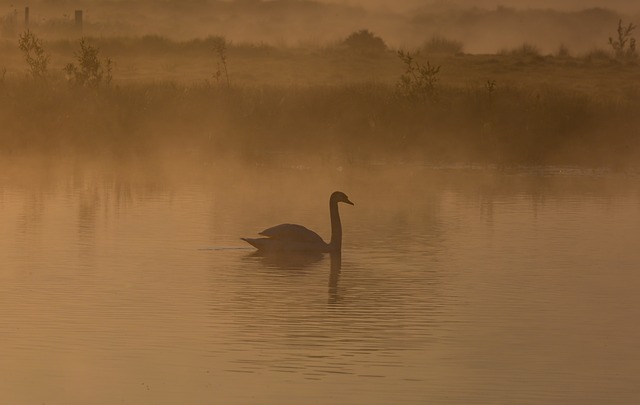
[499,43,542,57]
[139,34,173,52]
[212,37,230,88]
[583,48,612,62]
[343,29,387,52]
[1,9,18,37]
[396,50,440,101]
[64,38,113,87]
[421,36,463,55]
[18,30,50,79]
[609,19,637,60]
[485,79,497,93]
[557,44,570,58]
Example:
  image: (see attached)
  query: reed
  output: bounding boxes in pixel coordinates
[2,26,639,167]
[1,77,638,167]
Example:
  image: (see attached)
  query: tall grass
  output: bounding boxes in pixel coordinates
[499,43,543,58]
[421,36,463,55]
[1,78,638,167]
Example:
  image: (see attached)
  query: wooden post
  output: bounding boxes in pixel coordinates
[24,7,29,28]
[75,10,83,33]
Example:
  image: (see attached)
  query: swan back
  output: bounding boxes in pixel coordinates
[259,223,326,245]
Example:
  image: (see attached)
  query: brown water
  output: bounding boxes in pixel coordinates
[1,158,639,404]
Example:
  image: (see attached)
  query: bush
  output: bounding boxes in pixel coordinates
[609,19,637,60]
[343,29,387,53]
[1,80,639,166]
[421,36,463,55]
[500,43,542,57]
[556,44,570,58]
[64,38,113,87]
[1,9,18,37]
[212,36,230,88]
[18,30,50,79]
[583,48,612,62]
[396,50,440,101]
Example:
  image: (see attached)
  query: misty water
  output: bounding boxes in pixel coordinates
[1,158,639,404]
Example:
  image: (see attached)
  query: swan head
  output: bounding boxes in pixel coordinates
[331,191,354,206]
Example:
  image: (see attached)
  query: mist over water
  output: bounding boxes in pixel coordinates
[1,159,640,404]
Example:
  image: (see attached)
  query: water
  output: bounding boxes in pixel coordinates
[1,158,639,404]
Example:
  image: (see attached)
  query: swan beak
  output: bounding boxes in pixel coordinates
[345,198,354,206]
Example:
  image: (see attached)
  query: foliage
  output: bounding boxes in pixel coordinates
[343,29,387,53]
[499,43,542,57]
[64,38,113,87]
[609,19,637,60]
[3,32,640,167]
[18,30,50,79]
[1,79,639,166]
[485,79,496,93]
[421,36,463,55]
[212,37,230,88]
[557,44,570,58]
[583,48,612,62]
[396,50,440,101]
[1,9,18,37]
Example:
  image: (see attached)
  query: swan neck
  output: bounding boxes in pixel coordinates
[329,199,342,251]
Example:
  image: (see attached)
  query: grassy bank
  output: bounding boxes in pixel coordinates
[2,76,639,167]
[2,26,640,168]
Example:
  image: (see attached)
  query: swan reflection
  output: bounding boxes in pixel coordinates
[328,252,342,305]
[244,250,344,304]
[246,250,324,269]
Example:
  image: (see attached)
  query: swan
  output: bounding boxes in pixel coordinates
[242,191,354,253]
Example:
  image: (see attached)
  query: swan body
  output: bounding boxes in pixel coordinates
[242,191,353,253]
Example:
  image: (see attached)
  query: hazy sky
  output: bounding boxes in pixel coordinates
[340,0,639,12]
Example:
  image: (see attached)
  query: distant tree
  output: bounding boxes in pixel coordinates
[18,30,50,79]
[499,43,542,57]
[609,19,637,60]
[421,36,463,55]
[556,44,570,58]
[343,29,387,53]
[396,50,440,101]
[212,37,230,88]
[64,38,113,87]
[1,9,18,37]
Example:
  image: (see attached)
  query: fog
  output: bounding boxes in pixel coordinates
[346,0,640,13]
[1,0,639,169]
[1,0,639,52]
[3,2,640,404]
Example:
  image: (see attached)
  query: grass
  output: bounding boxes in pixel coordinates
[2,78,639,167]
[421,36,464,55]
[1,35,639,168]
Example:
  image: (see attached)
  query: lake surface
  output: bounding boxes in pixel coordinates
[1,157,639,404]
